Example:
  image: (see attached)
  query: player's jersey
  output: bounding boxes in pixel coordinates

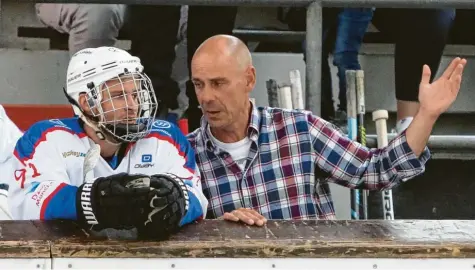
[0,105,23,220]
[8,117,208,226]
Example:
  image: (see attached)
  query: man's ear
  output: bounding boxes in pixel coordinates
[78,93,92,115]
[245,66,256,93]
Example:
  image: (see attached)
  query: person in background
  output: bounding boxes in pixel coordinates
[184,6,239,132]
[34,4,181,119]
[286,8,455,134]
[286,7,374,130]
[187,35,465,224]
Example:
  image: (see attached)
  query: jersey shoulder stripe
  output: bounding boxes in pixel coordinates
[146,120,196,174]
[14,117,86,163]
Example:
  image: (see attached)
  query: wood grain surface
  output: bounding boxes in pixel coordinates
[2,220,475,259]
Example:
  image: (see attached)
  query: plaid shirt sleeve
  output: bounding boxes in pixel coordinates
[307,113,431,190]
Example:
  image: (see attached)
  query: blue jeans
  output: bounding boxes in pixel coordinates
[329,8,374,112]
[297,8,454,119]
[301,8,373,118]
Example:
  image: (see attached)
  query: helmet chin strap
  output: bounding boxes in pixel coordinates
[63,87,123,146]
[80,114,122,146]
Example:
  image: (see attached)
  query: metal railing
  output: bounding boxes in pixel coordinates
[17,0,475,117]
[366,134,475,149]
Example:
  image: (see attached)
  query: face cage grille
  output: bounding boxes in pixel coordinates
[85,72,158,142]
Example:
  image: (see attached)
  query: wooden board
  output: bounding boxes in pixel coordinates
[2,220,475,259]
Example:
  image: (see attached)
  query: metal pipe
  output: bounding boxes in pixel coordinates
[305,1,322,116]
[18,0,314,6]
[232,29,305,43]
[21,0,475,7]
[366,135,475,150]
[321,0,475,9]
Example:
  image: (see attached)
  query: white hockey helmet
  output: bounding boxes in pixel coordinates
[65,47,158,142]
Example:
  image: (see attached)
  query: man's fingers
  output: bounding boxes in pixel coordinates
[420,64,431,85]
[452,74,462,95]
[441,57,461,79]
[243,209,267,226]
[222,209,267,226]
[449,60,466,81]
[223,212,239,222]
[232,210,256,225]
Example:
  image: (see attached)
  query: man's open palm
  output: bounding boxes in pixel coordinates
[418,57,467,118]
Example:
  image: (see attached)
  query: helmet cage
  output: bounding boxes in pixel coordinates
[84,70,158,142]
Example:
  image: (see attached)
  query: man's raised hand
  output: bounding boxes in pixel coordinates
[418,57,467,118]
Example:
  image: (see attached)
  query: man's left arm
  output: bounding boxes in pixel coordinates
[310,57,466,190]
[309,114,429,190]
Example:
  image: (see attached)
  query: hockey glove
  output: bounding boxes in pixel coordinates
[76,172,153,231]
[137,173,189,240]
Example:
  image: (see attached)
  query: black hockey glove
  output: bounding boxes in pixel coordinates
[76,172,153,231]
[137,173,189,240]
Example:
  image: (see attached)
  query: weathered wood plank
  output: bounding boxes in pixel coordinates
[0,220,53,258]
[3,220,475,259]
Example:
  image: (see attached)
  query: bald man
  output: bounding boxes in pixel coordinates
[187,35,466,225]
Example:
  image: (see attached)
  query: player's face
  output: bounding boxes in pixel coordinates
[100,76,139,124]
[191,55,255,129]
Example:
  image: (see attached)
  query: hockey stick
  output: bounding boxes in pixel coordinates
[277,83,293,110]
[266,79,279,107]
[83,143,101,183]
[372,109,395,220]
[289,70,304,110]
[356,70,368,220]
[346,70,360,220]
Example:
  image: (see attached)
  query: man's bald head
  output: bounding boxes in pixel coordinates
[190,35,257,133]
[192,35,252,71]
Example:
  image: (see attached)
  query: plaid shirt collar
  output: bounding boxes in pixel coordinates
[201,99,260,153]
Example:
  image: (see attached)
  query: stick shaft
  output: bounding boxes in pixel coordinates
[346,70,360,220]
[356,70,368,220]
[290,70,305,110]
[277,84,293,110]
[372,110,395,220]
[266,79,279,107]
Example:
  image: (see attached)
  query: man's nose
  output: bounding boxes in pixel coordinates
[126,94,139,110]
[198,86,215,104]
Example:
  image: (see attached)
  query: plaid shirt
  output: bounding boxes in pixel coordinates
[187,102,430,220]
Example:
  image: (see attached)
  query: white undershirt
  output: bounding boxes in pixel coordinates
[208,125,252,171]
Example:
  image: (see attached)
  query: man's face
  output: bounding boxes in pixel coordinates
[191,54,254,129]
[98,75,140,124]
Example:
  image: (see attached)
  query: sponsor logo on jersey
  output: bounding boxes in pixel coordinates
[135,154,154,168]
[80,182,99,226]
[26,182,41,194]
[31,182,53,207]
[152,120,171,129]
[62,150,86,159]
[141,154,152,163]
[49,119,68,127]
